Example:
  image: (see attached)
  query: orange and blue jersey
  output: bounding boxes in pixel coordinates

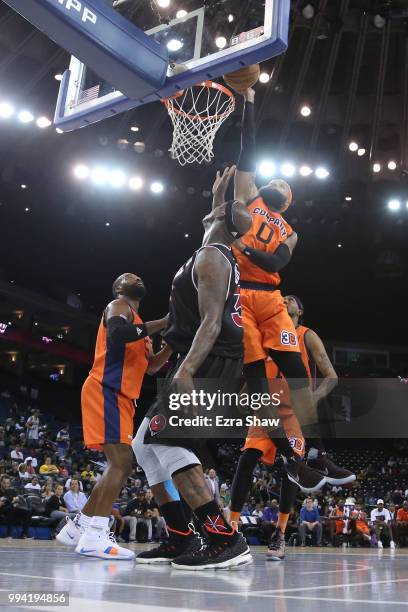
[90,308,150,400]
[81,306,150,450]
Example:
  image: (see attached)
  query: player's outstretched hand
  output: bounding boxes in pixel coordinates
[212,165,236,206]
[243,88,255,103]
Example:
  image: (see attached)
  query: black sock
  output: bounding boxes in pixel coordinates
[279,474,299,514]
[160,501,191,536]
[306,438,325,458]
[230,448,262,513]
[195,500,237,542]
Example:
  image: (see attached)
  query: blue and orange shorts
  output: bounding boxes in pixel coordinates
[81,376,135,450]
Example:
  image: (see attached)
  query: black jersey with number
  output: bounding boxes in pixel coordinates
[163,243,243,359]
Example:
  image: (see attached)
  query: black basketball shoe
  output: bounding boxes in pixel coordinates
[307,453,356,485]
[136,529,203,564]
[266,527,286,561]
[284,456,327,493]
[171,532,252,570]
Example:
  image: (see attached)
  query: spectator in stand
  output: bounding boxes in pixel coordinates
[24,458,36,476]
[329,498,346,544]
[56,424,70,460]
[58,461,69,479]
[18,463,31,481]
[0,426,6,450]
[141,489,166,542]
[396,500,408,547]
[220,483,231,506]
[39,457,59,476]
[24,476,41,493]
[261,499,278,542]
[349,503,374,546]
[64,479,87,513]
[219,498,231,523]
[45,484,75,522]
[252,503,264,519]
[204,468,220,504]
[10,446,24,461]
[0,475,32,538]
[81,464,97,484]
[65,477,84,492]
[300,498,322,547]
[26,410,40,448]
[370,499,396,549]
[42,481,54,500]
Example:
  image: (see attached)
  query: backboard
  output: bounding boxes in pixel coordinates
[55,0,290,131]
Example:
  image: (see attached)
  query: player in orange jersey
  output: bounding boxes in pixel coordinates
[231,86,347,492]
[229,294,355,560]
[57,273,171,559]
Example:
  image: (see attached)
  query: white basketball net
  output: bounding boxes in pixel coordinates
[163,81,235,166]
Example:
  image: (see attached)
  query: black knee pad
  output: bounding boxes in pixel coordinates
[268,350,309,389]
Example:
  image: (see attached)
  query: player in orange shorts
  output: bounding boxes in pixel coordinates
[229,294,355,559]
[57,272,171,559]
[230,86,339,493]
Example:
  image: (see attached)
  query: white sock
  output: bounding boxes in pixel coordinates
[86,515,110,537]
[77,512,92,528]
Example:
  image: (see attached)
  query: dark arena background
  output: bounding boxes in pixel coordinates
[1,0,408,610]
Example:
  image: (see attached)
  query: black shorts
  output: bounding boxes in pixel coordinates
[144,353,243,449]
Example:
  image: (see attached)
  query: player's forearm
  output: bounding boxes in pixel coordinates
[107,317,166,345]
[147,344,173,375]
[178,319,222,376]
[235,100,257,202]
[314,374,338,401]
[240,243,291,273]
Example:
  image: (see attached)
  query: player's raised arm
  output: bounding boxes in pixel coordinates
[105,299,167,344]
[234,230,298,273]
[172,248,230,381]
[304,329,338,402]
[212,165,237,209]
[234,88,258,204]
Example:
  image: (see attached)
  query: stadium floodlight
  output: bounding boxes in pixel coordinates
[348,141,358,152]
[0,102,14,119]
[74,164,90,180]
[129,176,143,190]
[258,160,276,178]
[388,199,400,211]
[315,167,329,179]
[281,162,296,178]
[299,165,313,177]
[18,110,34,124]
[151,181,164,194]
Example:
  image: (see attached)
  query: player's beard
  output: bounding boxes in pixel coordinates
[123,283,147,300]
[258,185,287,212]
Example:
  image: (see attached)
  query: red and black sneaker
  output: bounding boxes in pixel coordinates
[307,453,356,486]
[171,532,252,571]
[136,527,202,564]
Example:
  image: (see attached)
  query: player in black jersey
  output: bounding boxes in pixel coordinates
[132,166,253,570]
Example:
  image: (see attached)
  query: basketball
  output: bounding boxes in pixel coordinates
[223,64,261,93]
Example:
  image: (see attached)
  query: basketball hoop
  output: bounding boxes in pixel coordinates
[162,81,235,166]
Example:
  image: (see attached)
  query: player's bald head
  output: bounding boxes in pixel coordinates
[259,179,292,212]
[112,273,146,300]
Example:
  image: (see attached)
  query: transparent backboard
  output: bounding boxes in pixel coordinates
[55,0,290,130]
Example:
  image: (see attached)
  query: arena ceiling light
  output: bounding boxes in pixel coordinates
[228,14,234,23]
[315,166,330,179]
[151,181,164,194]
[388,199,401,211]
[348,141,358,152]
[73,164,90,180]
[167,39,183,52]
[129,176,143,190]
[388,160,397,170]
[54,74,63,81]
[299,165,313,177]
[130,126,139,132]
[18,110,34,124]
[259,72,270,84]
[0,102,14,119]
[109,170,126,188]
[157,0,170,8]
[36,116,52,128]
[91,167,109,185]
[176,9,187,18]
[357,148,366,156]
[215,36,227,49]
[373,163,381,173]
[281,163,296,178]
[300,105,311,117]
[258,160,276,178]
[345,196,352,201]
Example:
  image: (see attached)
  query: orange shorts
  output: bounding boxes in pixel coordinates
[243,403,305,465]
[81,376,135,451]
[356,522,370,535]
[241,288,300,364]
